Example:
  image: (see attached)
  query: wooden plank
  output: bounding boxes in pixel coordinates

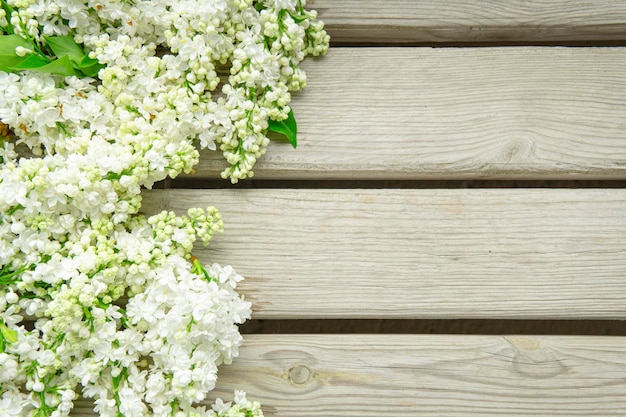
[309,0,626,44]
[73,334,626,416]
[209,335,626,416]
[142,188,626,320]
[190,47,626,181]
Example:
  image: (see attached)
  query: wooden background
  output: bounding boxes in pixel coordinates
[77,1,626,415]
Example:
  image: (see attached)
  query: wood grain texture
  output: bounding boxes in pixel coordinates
[72,334,626,416]
[308,0,626,43]
[191,47,626,181]
[141,188,626,320]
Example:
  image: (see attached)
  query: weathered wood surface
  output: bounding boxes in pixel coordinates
[44,2,626,417]
[142,188,626,320]
[191,47,626,181]
[73,335,626,416]
[208,335,626,416]
[309,0,626,44]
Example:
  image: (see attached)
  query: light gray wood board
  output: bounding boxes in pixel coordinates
[73,334,626,416]
[191,47,626,180]
[308,0,626,43]
[141,188,626,319]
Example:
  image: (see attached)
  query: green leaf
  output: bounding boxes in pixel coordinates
[267,108,297,149]
[76,54,99,68]
[36,56,77,76]
[289,12,309,23]
[9,53,50,70]
[41,36,104,76]
[13,54,76,76]
[78,62,103,77]
[0,321,17,344]
[75,54,104,77]
[0,34,32,55]
[43,35,83,59]
[0,54,29,72]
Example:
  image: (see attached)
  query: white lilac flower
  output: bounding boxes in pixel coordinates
[0,0,327,415]
[0,394,23,417]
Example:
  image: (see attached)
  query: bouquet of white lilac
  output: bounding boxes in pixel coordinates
[0,0,328,415]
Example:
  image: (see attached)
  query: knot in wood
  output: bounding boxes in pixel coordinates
[288,364,311,384]
[501,136,535,163]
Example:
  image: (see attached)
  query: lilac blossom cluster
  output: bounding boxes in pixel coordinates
[0,0,328,415]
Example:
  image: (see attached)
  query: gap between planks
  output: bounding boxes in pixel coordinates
[241,318,626,336]
[162,178,626,190]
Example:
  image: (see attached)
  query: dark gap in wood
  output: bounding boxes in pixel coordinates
[330,40,626,48]
[241,319,626,336]
[163,178,626,190]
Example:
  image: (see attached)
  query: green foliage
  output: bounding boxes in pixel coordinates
[0,34,32,71]
[44,35,84,58]
[0,320,17,343]
[75,54,103,76]
[11,54,76,76]
[0,318,18,352]
[0,264,26,285]
[267,108,298,149]
[0,34,103,77]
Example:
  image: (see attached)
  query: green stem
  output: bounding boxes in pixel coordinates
[190,256,211,282]
[0,264,27,285]
[1,0,47,56]
[111,368,128,417]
